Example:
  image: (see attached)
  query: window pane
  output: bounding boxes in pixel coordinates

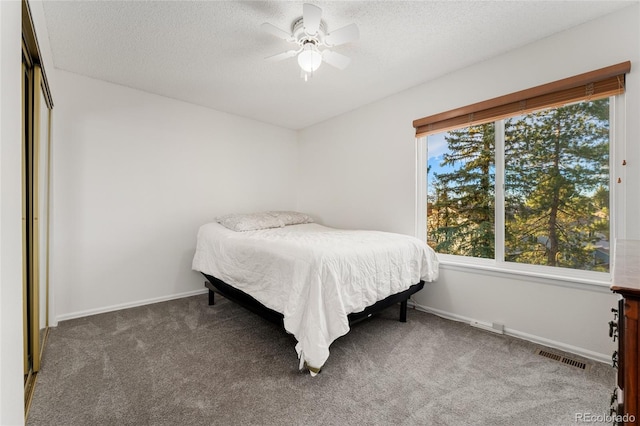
[427,124,495,258]
[504,99,610,272]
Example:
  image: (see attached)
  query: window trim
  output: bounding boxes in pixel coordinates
[438,258,611,293]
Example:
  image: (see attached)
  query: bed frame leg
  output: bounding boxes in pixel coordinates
[208,289,215,306]
[399,300,408,323]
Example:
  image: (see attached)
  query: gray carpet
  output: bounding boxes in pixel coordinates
[27,294,614,426]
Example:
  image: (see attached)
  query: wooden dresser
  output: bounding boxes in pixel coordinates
[610,239,640,425]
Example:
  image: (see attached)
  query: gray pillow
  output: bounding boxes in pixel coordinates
[266,211,314,226]
[216,212,285,232]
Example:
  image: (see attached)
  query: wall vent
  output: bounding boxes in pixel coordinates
[535,349,590,371]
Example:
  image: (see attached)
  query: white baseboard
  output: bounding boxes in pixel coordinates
[408,300,612,365]
[54,288,209,324]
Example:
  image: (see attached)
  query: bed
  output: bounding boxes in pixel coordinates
[191,211,439,375]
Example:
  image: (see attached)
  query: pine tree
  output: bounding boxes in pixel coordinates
[504,99,609,271]
[428,123,495,258]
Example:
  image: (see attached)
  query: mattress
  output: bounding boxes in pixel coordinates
[192,222,439,372]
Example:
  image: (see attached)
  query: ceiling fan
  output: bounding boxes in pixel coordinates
[261,3,359,80]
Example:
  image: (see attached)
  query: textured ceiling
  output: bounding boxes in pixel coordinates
[41,1,634,130]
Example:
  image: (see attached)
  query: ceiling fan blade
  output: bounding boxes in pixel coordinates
[325,23,359,46]
[265,50,298,62]
[322,50,351,70]
[303,3,322,35]
[261,22,294,41]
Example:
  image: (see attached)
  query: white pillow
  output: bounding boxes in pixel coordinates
[216,212,285,232]
[266,211,314,226]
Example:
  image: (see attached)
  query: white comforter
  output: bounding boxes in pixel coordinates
[191,222,439,372]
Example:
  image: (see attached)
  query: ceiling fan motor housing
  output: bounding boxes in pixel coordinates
[292,18,327,46]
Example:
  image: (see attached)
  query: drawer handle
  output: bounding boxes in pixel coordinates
[609,320,618,339]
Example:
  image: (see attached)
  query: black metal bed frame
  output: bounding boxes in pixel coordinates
[202,273,424,327]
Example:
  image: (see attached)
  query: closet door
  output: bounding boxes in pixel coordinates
[31,65,51,373]
[22,63,52,411]
[23,0,54,414]
[22,56,31,379]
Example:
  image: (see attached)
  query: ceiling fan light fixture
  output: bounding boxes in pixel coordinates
[297,42,322,73]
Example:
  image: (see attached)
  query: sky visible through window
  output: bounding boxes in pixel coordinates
[427,132,454,196]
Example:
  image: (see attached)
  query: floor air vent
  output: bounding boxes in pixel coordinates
[535,349,590,371]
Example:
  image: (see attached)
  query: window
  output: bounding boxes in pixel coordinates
[427,123,495,259]
[414,62,629,278]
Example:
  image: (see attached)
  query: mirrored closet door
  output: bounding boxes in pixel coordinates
[22,0,54,415]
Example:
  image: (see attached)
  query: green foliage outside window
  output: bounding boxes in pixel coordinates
[427,98,610,272]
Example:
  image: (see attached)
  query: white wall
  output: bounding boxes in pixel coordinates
[0,0,26,424]
[50,71,298,320]
[298,5,640,361]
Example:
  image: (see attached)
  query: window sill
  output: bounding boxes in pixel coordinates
[437,258,612,294]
